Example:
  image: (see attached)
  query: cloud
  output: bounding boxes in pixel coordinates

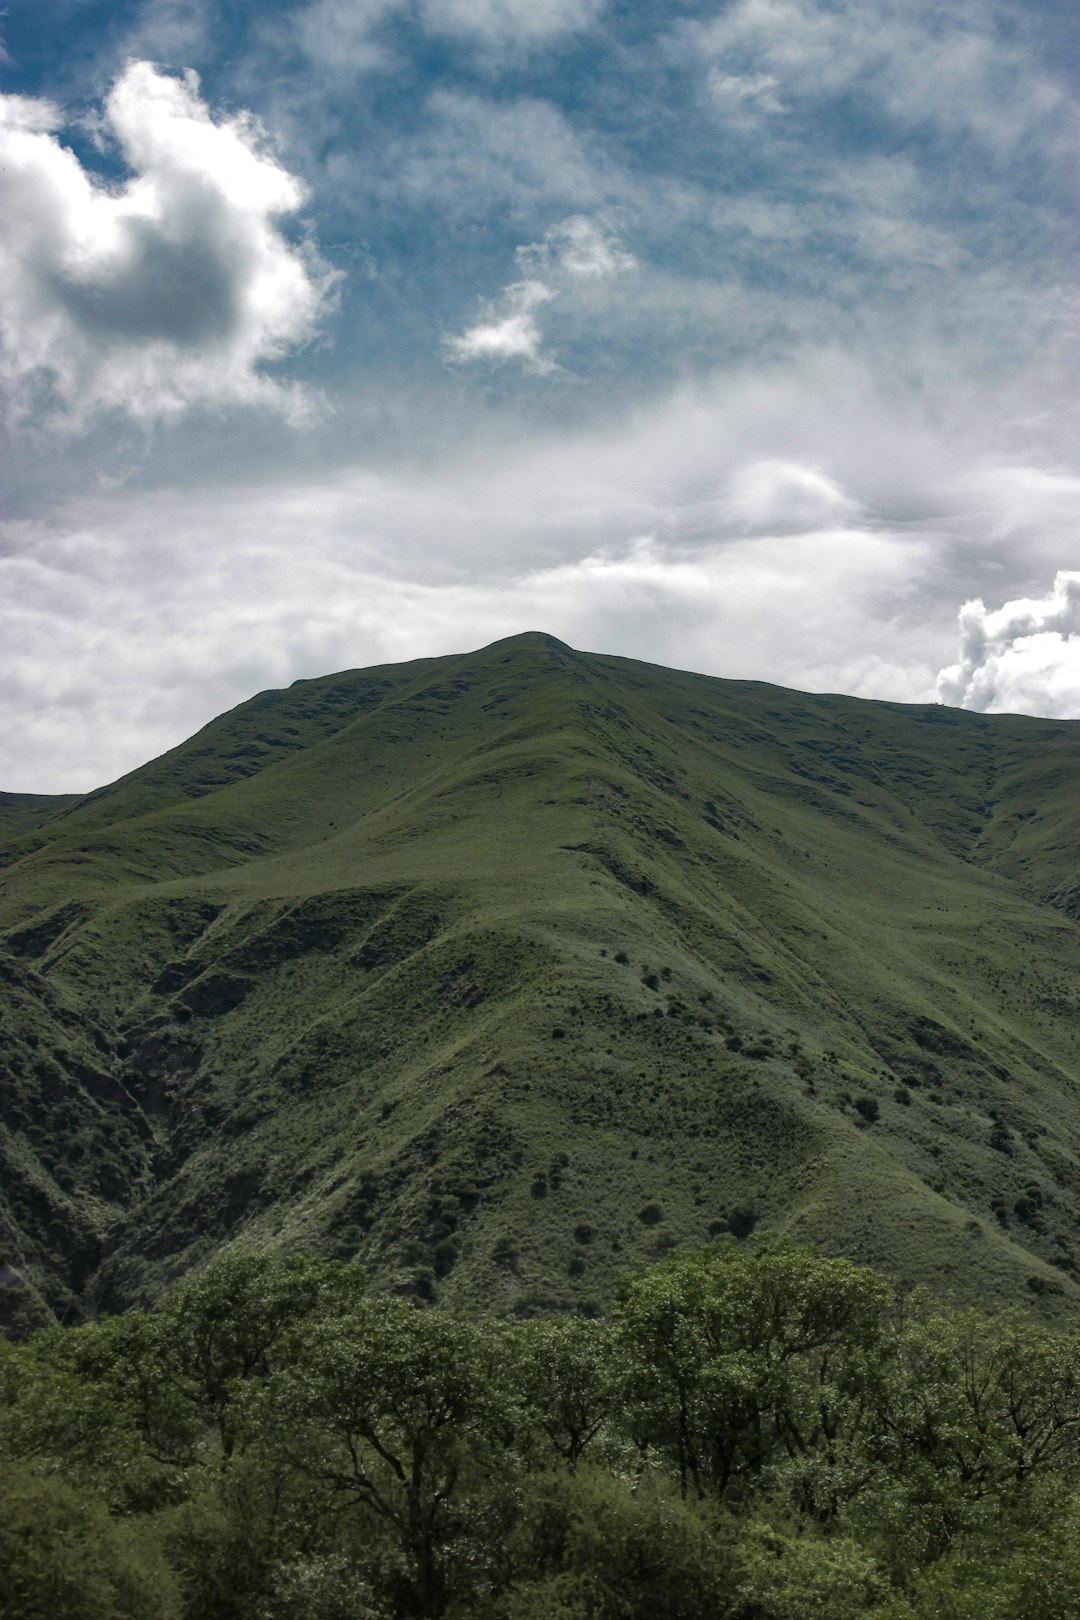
[119,0,214,66]
[0,357,970,792]
[0,501,930,794]
[421,0,607,50]
[937,572,1080,717]
[519,215,636,280]
[0,0,1073,798]
[291,0,401,77]
[0,62,336,426]
[706,69,786,126]
[447,216,634,370]
[2,347,1075,791]
[380,91,603,222]
[445,279,555,370]
[680,0,1068,151]
[329,14,1068,422]
[724,460,860,532]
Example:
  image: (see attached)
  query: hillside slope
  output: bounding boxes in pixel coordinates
[1,633,1078,1332]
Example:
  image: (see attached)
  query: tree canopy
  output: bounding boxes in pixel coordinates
[3,1241,1080,1619]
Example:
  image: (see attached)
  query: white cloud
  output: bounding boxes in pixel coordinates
[381,91,603,222]
[292,0,401,76]
[707,69,786,126]
[937,572,1080,716]
[724,460,860,532]
[421,0,607,50]
[0,502,931,793]
[950,466,1080,563]
[447,216,633,371]
[3,354,1076,792]
[0,360,955,792]
[0,62,336,426]
[356,50,1066,412]
[682,0,1068,150]
[120,0,214,65]
[520,214,636,280]
[446,279,555,369]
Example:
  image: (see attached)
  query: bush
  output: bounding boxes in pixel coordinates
[734,1520,889,1619]
[503,1467,736,1620]
[0,1461,180,1620]
[258,1555,385,1620]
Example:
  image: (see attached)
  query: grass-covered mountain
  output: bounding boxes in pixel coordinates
[1,632,1078,1333]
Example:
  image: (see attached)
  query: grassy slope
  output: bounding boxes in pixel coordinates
[0,633,1078,1331]
[0,792,78,846]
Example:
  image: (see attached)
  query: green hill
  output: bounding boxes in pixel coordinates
[2,632,1078,1333]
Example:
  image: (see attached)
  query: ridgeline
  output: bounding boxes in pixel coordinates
[1,632,1078,1331]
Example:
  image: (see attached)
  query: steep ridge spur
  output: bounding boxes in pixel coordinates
[1,633,1078,1333]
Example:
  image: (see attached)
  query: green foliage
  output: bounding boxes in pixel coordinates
[857,1302,1080,1562]
[2,632,1080,1617]
[734,1520,890,1619]
[257,1555,384,1620]
[503,1466,736,1620]
[888,1490,1080,1619]
[0,1459,181,1620]
[509,1316,618,1471]
[157,1251,367,1456]
[0,1313,190,1509]
[4,1245,1080,1618]
[1,634,1078,1330]
[259,1299,518,1618]
[614,1241,892,1497]
[159,1448,374,1620]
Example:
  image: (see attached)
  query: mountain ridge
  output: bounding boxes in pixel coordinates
[1,633,1078,1334]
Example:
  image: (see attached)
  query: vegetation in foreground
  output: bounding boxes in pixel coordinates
[4,1241,1080,1620]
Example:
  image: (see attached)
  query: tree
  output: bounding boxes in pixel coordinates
[614,1241,893,1499]
[259,1300,515,1619]
[159,1252,367,1459]
[863,1304,1080,1562]
[509,1316,618,1472]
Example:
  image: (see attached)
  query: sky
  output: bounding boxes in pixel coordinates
[0,0,1077,791]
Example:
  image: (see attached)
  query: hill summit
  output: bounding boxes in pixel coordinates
[1,632,1078,1332]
